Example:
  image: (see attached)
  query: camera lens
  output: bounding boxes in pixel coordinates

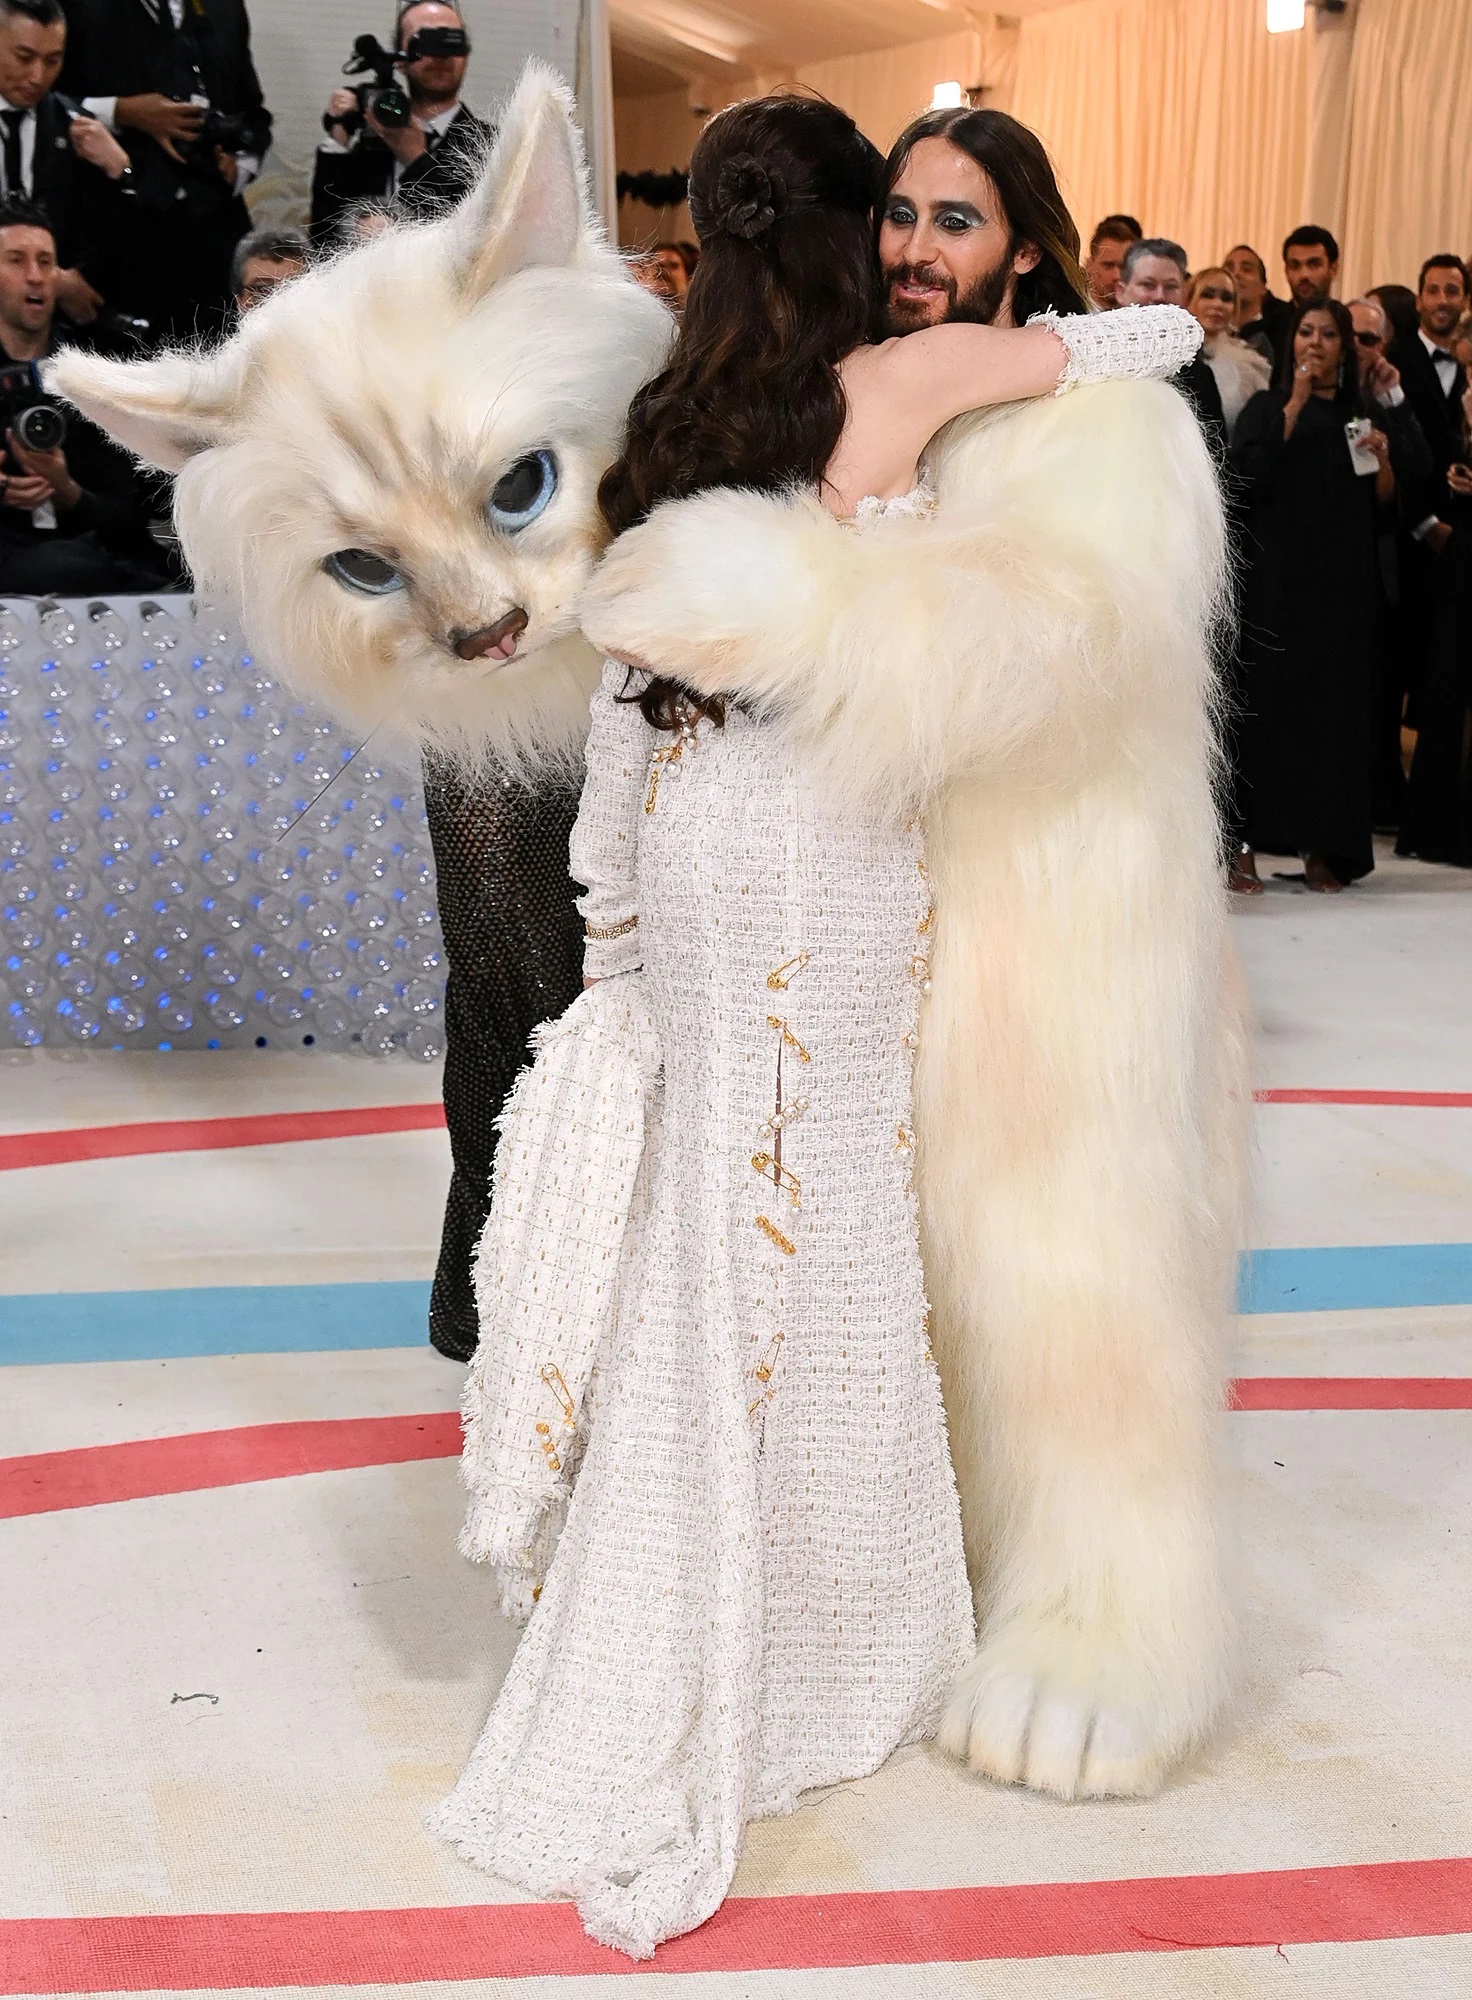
[371,83,411,128]
[15,404,66,453]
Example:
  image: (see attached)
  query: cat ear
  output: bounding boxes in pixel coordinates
[44,344,249,473]
[453,60,595,305]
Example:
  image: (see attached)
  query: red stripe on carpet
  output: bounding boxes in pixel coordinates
[1,1090,1463,1176]
[0,1413,462,1519]
[1254,1088,1472,1107]
[3,1857,1470,1990]
[5,1383,1469,1521]
[1230,1376,1472,1410]
[0,1104,447,1172]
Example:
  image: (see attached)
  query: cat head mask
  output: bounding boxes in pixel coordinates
[48,64,673,775]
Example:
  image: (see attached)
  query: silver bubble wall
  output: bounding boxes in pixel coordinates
[0,596,447,1056]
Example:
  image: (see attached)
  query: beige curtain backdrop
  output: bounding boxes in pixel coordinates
[1009,0,1312,276]
[797,21,1020,154]
[1340,0,1472,297]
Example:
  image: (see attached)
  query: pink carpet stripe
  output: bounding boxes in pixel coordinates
[0,1104,447,1172]
[1231,1376,1472,1410]
[3,1857,1471,1990]
[1253,1088,1472,1107]
[0,1413,462,1519]
[0,1089,1465,1175]
[3,1384,1468,1521]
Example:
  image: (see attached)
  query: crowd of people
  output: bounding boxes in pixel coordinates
[1085,213,1472,884]
[0,0,1466,879]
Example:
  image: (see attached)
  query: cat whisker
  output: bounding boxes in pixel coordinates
[273,721,386,843]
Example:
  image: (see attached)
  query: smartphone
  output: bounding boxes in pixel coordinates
[1345,417,1378,476]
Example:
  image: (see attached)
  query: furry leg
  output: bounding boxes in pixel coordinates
[915,810,1245,1802]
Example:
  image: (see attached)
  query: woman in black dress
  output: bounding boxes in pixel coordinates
[1229,300,1396,891]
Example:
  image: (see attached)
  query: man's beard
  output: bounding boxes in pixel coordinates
[882,255,1014,335]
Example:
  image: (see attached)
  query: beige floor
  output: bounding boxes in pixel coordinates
[3,843,1471,1996]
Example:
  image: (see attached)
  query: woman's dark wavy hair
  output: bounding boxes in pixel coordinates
[599,94,884,729]
[880,106,1090,322]
[1273,297,1363,408]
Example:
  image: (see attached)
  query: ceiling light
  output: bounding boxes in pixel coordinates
[930,80,965,108]
[1266,0,1306,30]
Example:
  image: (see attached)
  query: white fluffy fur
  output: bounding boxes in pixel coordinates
[45,64,673,779]
[580,379,1251,1799]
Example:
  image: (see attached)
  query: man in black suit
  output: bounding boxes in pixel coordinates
[311,1,490,245]
[0,195,170,590]
[57,0,272,342]
[0,0,133,324]
[1116,236,1227,458]
[1389,254,1470,727]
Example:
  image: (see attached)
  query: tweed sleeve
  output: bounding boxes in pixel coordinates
[569,659,651,980]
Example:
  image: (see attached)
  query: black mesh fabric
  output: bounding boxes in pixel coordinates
[422,754,585,1361]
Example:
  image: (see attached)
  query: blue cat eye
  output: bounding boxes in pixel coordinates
[487,450,558,533]
[323,548,404,597]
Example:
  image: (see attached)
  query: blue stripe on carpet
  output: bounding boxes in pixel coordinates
[0,1281,431,1365]
[1236,1243,1472,1314]
[0,1246,1466,1364]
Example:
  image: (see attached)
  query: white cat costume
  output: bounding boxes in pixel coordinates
[47,64,1239,1960]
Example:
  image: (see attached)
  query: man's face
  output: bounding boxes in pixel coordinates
[1117,253,1185,306]
[1084,234,1130,309]
[878,136,1040,333]
[0,224,55,337]
[1284,242,1335,305]
[1418,264,1467,341]
[398,3,468,107]
[0,12,65,110]
[649,248,687,299]
[1224,247,1264,309]
[236,253,305,315]
[1349,300,1387,367]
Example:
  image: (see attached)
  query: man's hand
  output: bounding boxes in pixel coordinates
[115,93,204,164]
[1363,353,1401,400]
[0,470,51,510]
[1424,519,1454,556]
[54,267,103,325]
[7,430,81,510]
[215,147,238,188]
[1447,463,1472,499]
[68,114,131,180]
[324,86,357,146]
[364,104,427,165]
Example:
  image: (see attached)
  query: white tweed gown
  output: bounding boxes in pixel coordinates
[434,549,974,1954]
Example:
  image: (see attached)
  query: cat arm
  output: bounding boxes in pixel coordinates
[580,378,1226,821]
[569,659,654,980]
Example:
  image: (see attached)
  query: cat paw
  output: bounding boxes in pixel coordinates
[938,1618,1219,1800]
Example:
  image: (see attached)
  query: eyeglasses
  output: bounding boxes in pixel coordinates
[1353,329,1384,347]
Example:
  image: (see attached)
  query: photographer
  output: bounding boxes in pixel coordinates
[0,196,170,591]
[0,0,133,326]
[58,0,272,342]
[310,2,490,245]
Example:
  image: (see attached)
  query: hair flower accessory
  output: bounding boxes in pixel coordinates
[712,155,785,240]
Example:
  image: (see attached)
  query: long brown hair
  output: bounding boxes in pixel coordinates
[880,106,1090,323]
[599,94,883,729]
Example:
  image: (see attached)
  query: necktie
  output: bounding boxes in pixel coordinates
[2,111,24,198]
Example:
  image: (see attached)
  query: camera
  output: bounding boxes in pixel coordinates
[199,107,255,154]
[322,26,470,138]
[324,34,408,136]
[0,360,67,456]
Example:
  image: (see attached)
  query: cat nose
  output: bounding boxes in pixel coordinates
[451,608,528,661]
